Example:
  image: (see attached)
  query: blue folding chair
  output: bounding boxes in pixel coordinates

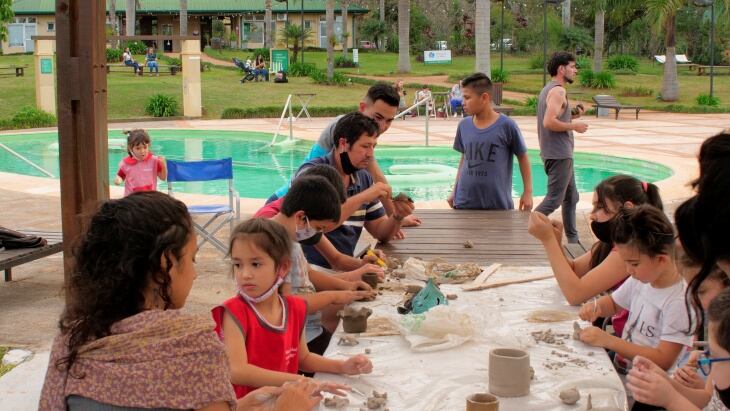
[167,158,240,254]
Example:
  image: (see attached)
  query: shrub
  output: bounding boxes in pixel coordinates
[106,48,123,62]
[576,56,591,70]
[529,55,545,70]
[160,55,182,67]
[696,94,720,107]
[335,55,357,68]
[525,96,538,110]
[620,86,653,97]
[607,55,638,72]
[145,94,178,117]
[3,106,57,129]
[491,68,509,83]
[252,47,270,60]
[579,70,594,87]
[289,62,317,77]
[123,41,147,55]
[592,71,616,89]
[308,68,349,86]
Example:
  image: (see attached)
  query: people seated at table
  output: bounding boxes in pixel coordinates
[122,47,142,76]
[266,83,421,238]
[212,218,372,399]
[449,80,464,116]
[145,47,159,76]
[447,72,533,211]
[256,173,378,354]
[254,54,269,81]
[39,192,320,411]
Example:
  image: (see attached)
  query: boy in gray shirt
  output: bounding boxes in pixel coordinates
[448,73,533,210]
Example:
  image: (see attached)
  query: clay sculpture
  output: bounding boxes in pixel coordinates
[338,306,372,333]
[324,396,350,408]
[337,335,359,346]
[463,240,474,248]
[573,322,582,340]
[559,387,581,405]
[366,391,388,409]
[489,348,531,397]
[362,273,379,289]
[466,393,499,411]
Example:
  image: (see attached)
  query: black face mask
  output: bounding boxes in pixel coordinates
[716,384,730,408]
[591,219,613,244]
[298,231,323,246]
[339,151,359,175]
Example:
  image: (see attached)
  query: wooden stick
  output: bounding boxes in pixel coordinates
[463,273,554,292]
[462,263,502,291]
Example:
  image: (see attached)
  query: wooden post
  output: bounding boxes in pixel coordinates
[181,39,202,117]
[55,0,110,289]
[34,38,56,115]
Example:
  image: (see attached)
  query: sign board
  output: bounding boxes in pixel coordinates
[270,49,289,73]
[40,57,53,74]
[423,50,452,65]
[352,48,359,64]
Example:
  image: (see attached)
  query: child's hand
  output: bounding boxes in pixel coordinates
[331,290,374,305]
[351,264,385,282]
[673,366,704,389]
[527,212,554,242]
[519,192,533,211]
[579,326,610,347]
[627,357,677,408]
[315,381,351,397]
[551,219,564,244]
[362,250,387,267]
[341,354,373,375]
[269,379,323,410]
[114,176,123,186]
[365,182,392,202]
[578,299,601,322]
[447,192,455,208]
[345,280,372,292]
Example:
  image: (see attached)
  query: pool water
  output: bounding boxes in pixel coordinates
[0,129,673,202]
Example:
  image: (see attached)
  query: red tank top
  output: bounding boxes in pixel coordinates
[212,294,307,398]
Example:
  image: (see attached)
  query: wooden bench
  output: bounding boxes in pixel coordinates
[0,230,63,282]
[592,94,641,120]
[494,105,514,116]
[106,63,180,75]
[0,65,27,77]
[697,65,730,76]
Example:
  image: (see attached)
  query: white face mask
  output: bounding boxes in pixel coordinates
[295,215,321,245]
[238,273,285,304]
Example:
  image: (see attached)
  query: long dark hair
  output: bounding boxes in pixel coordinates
[589,175,663,269]
[709,287,730,352]
[57,192,192,374]
[610,205,674,257]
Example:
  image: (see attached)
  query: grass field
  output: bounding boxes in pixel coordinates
[1,49,728,122]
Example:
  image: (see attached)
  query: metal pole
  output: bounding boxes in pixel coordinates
[543,0,548,86]
[710,1,714,99]
[286,0,289,50]
[301,0,305,63]
[500,0,505,72]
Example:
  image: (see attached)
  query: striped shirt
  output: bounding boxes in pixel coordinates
[297,153,385,268]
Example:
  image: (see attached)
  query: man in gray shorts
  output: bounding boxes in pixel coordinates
[535,51,588,244]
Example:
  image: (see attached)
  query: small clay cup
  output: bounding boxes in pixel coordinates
[466,393,499,411]
[338,307,372,333]
[362,273,379,289]
[488,348,530,397]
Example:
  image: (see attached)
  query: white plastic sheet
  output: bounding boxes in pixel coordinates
[315,266,628,411]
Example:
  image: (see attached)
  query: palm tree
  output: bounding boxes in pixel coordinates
[562,0,571,27]
[379,0,385,50]
[280,24,311,62]
[108,0,117,36]
[341,0,350,58]
[593,1,605,72]
[180,0,188,35]
[125,0,135,35]
[265,0,273,48]
[474,0,491,75]
[397,0,410,72]
[326,0,335,80]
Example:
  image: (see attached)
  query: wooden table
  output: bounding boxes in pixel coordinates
[379,209,548,265]
[0,230,63,282]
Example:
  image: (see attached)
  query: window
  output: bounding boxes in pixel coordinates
[8,24,24,47]
[242,22,264,43]
[14,17,26,23]
[304,20,312,30]
[47,22,55,32]
[27,17,36,23]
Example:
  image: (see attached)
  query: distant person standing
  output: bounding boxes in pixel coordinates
[535,51,588,244]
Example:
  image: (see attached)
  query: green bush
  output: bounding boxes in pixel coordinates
[620,86,653,97]
[529,55,545,70]
[9,106,56,129]
[579,70,594,87]
[576,56,591,70]
[696,94,720,107]
[106,48,123,62]
[123,41,147,55]
[144,94,178,117]
[252,47,270,60]
[592,71,616,89]
[160,55,182,67]
[308,68,349,86]
[289,62,317,77]
[607,55,638,72]
[334,55,357,68]
[525,96,538,110]
[222,105,359,119]
[491,68,509,83]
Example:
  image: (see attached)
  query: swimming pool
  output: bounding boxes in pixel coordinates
[0,129,673,202]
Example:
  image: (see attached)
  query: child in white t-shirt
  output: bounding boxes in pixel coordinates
[578,205,691,378]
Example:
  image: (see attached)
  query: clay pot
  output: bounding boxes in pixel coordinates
[338,307,372,333]
[466,393,499,411]
[488,348,531,397]
[362,273,379,289]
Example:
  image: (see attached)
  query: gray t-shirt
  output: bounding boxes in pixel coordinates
[537,81,574,160]
[315,114,345,151]
[452,114,527,210]
[285,242,323,342]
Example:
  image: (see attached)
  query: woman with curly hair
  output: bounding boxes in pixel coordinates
[39,191,322,411]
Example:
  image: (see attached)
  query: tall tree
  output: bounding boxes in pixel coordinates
[342,0,350,57]
[474,0,491,75]
[398,0,411,72]
[562,0,571,27]
[379,0,385,50]
[180,0,188,35]
[326,0,335,79]
[265,0,273,48]
[125,0,135,35]
[108,0,117,36]
[593,1,605,72]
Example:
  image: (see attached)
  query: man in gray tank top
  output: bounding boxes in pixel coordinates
[534,52,588,243]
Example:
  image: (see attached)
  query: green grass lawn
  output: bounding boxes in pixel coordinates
[1,50,728,123]
[0,346,14,377]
